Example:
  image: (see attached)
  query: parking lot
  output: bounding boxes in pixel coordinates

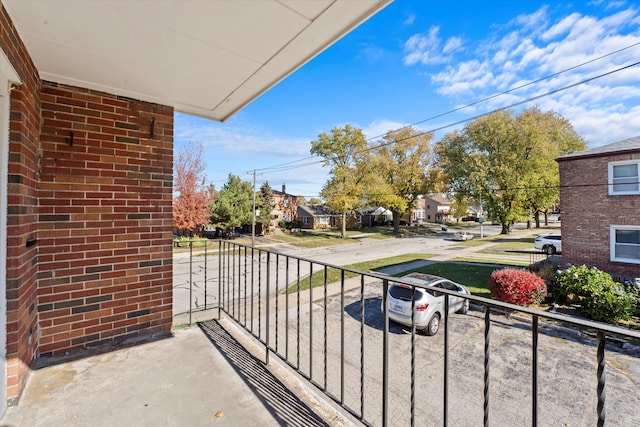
[264,281,640,427]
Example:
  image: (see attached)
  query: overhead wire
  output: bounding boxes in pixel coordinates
[251,41,640,175]
[252,59,640,175]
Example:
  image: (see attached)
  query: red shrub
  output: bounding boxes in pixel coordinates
[488,269,547,306]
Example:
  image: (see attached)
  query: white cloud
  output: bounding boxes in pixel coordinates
[407,4,640,147]
[403,26,463,66]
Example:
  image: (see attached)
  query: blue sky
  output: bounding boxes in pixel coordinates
[175,0,640,199]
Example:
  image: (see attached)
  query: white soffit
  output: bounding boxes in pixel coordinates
[3,0,391,121]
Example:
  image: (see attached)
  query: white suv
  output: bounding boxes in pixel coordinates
[534,234,561,255]
[382,273,470,336]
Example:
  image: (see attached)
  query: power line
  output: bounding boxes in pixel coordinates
[251,42,640,175]
[255,59,640,175]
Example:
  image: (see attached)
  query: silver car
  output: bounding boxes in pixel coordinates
[383,273,470,336]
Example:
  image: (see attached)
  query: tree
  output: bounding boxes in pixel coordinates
[210,174,254,230]
[369,127,433,234]
[173,142,214,235]
[515,107,585,227]
[257,182,274,231]
[310,125,370,238]
[434,107,585,234]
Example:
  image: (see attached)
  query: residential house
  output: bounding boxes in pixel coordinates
[297,205,359,230]
[411,195,454,224]
[0,0,390,412]
[270,184,298,229]
[557,137,640,280]
[356,206,393,227]
[298,205,333,230]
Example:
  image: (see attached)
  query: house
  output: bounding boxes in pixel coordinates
[0,0,390,412]
[297,205,359,230]
[411,195,454,224]
[270,184,298,229]
[356,206,393,227]
[557,136,640,280]
[297,205,333,230]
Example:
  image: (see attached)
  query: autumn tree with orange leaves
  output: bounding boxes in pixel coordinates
[173,142,214,235]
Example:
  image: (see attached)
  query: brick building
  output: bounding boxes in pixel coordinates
[0,0,390,414]
[557,137,640,280]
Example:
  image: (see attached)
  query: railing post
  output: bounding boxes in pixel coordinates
[532,316,539,427]
[204,241,208,309]
[483,307,491,427]
[189,239,193,325]
[217,240,221,319]
[444,295,449,427]
[597,332,606,427]
[382,279,389,427]
[265,252,270,365]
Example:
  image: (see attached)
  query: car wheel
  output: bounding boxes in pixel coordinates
[424,314,440,336]
[545,245,556,255]
[457,299,469,314]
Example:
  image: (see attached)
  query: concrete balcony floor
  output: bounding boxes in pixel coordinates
[1,318,348,427]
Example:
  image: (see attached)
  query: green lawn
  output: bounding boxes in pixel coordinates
[285,254,435,293]
[285,255,507,297]
[406,262,501,296]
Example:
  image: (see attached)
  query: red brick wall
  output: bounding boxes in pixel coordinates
[559,151,640,279]
[37,82,174,356]
[2,2,175,404]
[2,2,42,404]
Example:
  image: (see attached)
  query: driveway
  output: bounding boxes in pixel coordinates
[260,281,640,427]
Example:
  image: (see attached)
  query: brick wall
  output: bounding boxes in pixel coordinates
[559,151,640,279]
[2,1,175,404]
[2,3,42,404]
[37,82,174,356]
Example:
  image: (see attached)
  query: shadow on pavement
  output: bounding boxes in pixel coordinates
[344,297,409,335]
[198,320,328,427]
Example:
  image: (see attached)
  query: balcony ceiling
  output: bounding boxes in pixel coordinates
[3,0,390,121]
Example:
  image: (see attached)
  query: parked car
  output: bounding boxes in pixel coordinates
[534,233,562,255]
[453,231,474,241]
[382,273,470,336]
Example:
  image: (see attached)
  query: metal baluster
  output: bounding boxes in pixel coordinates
[309,262,313,380]
[532,316,538,427]
[323,265,328,391]
[266,252,270,365]
[360,275,365,420]
[597,332,606,427]
[444,295,449,427]
[383,279,390,427]
[484,307,491,427]
[411,286,416,427]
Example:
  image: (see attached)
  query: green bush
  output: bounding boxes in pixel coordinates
[488,269,547,306]
[554,265,636,323]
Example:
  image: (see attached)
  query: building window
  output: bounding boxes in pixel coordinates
[319,216,329,225]
[284,197,290,207]
[303,217,309,224]
[610,226,640,264]
[416,209,425,220]
[609,160,640,195]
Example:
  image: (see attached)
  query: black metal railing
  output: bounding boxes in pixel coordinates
[176,239,640,427]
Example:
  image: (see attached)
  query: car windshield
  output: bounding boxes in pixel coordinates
[389,285,427,301]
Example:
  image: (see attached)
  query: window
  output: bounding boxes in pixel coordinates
[609,160,640,195]
[303,217,309,225]
[416,209,425,220]
[284,197,290,208]
[318,216,329,225]
[610,226,640,264]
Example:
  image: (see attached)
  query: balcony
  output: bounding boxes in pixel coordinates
[4,239,640,426]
